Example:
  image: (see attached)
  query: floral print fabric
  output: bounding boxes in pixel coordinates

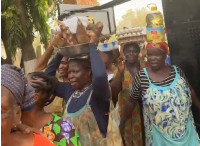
[41,113,81,146]
[142,67,200,146]
[66,91,123,146]
[114,68,143,146]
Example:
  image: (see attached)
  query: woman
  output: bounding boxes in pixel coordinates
[111,42,143,146]
[34,40,68,116]
[120,42,200,146]
[30,43,123,146]
[21,72,80,146]
[1,64,55,146]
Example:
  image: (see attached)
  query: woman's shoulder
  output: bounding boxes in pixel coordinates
[33,133,55,146]
[43,114,77,145]
[51,113,74,124]
[10,132,34,146]
[10,132,55,146]
[135,68,146,78]
[171,65,186,77]
[50,115,81,146]
[171,65,182,71]
[51,114,75,130]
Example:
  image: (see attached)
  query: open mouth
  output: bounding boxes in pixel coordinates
[150,62,158,66]
[128,57,135,61]
[58,70,64,73]
[70,81,77,86]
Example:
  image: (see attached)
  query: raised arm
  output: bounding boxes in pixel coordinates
[28,74,73,101]
[110,57,125,100]
[89,43,110,101]
[44,53,63,76]
[34,42,54,72]
[54,82,73,101]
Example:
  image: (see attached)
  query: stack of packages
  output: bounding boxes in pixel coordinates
[98,34,118,52]
[116,27,146,47]
[116,27,146,66]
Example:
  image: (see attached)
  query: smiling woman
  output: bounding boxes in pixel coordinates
[58,57,68,79]
[110,42,143,146]
[30,43,123,145]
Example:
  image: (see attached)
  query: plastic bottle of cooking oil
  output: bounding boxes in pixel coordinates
[146,3,165,43]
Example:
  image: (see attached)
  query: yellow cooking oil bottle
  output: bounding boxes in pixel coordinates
[146,3,165,43]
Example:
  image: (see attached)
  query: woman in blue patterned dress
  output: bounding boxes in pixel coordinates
[120,42,200,146]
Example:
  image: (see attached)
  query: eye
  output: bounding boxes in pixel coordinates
[74,70,79,73]
[1,111,9,119]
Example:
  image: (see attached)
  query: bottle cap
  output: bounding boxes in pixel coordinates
[151,6,157,11]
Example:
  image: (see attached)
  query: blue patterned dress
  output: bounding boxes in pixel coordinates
[130,66,199,146]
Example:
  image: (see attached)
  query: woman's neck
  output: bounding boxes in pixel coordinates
[21,108,52,130]
[63,76,69,82]
[80,83,92,91]
[126,61,139,69]
[150,64,169,73]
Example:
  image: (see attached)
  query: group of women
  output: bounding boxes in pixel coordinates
[1,41,200,146]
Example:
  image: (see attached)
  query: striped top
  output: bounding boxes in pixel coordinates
[130,66,187,99]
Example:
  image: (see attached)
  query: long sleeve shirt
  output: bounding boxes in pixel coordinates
[45,44,110,136]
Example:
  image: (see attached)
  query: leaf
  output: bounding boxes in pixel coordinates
[1,0,58,56]
[117,7,148,29]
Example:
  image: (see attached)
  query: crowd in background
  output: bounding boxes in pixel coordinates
[1,38,200,146]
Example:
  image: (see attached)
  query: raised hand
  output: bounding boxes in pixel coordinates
[117,57,125,73]
[27,74,47,89]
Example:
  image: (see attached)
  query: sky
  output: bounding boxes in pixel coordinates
[99,0,163,24]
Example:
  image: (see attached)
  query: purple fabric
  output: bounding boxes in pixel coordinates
[1,64,35,111]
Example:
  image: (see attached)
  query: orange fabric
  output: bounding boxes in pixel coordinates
[146,42,169,55]
[33,134,55,146]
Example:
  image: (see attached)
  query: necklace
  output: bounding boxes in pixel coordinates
[72,84,91,102]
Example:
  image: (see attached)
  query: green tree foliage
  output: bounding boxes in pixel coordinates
[1,0,50,55]
[1,0,60,64]
[117,7,148,29]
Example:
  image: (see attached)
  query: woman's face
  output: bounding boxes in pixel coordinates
[124,47,139,64]
[68,61,91,90]
[58,57,68,78]
[147,48,167,70]
[1,85,21,145]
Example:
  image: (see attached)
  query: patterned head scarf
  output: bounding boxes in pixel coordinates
[146,42,169,55]
[1,64,35,111]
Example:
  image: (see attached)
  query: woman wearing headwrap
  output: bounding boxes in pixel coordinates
[120,42,200,146]
[1,64,55,146]
[30,44,123,146]
[111,42,143,146]
[21,72,80,146]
